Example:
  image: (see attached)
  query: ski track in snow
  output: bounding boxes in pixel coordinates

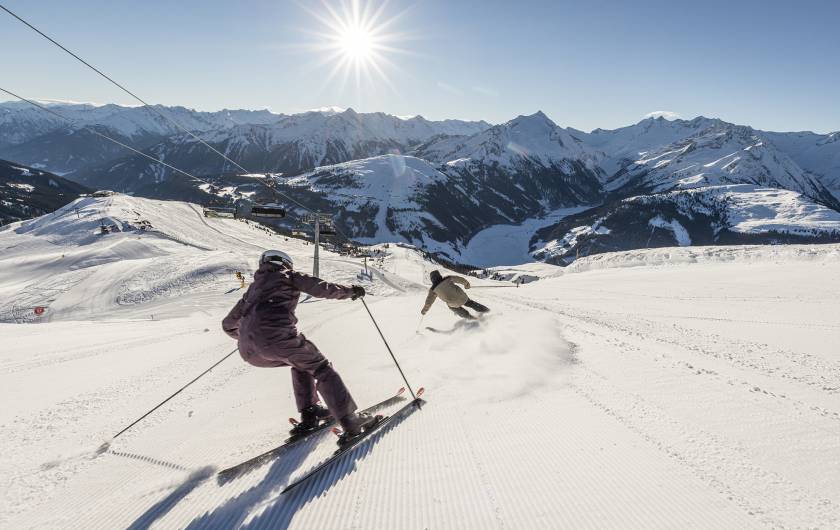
[1,196,839,529]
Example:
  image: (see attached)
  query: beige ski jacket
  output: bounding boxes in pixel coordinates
[422,276,471,313]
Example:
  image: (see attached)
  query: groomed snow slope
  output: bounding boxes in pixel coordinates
[0,194,411,323]
[2,197,839,529]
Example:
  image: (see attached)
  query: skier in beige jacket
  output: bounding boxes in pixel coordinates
[421,270,490,319]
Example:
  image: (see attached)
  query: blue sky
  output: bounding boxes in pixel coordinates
[1,0,838,132]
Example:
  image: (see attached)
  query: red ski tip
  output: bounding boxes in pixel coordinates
[397,387,406,395]
[416,387,425,397]
[288,417,299,425]
[331,427,342,437]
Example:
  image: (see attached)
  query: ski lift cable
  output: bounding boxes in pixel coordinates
[1,87,328,234]
[0,3,316,217]
[0,3,249,175]
[2,4,363,247]
[0,87,208,184]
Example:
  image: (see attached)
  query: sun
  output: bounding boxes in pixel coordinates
[300,0,413,95]
[338,25,374,62]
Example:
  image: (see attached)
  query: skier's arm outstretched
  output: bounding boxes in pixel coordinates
[421,289,437,314]
[291,270,364,300]
[451,276,471,289]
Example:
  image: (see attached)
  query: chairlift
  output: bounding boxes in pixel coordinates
[251,205,287,218]
[204,206,236,218]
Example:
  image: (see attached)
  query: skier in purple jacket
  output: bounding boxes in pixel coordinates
[222,249,377,443]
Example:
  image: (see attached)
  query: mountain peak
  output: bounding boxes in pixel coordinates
[528,110,554,123]
[506,111,557,130]
[306,106,346,115]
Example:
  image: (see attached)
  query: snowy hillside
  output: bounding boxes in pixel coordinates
[285,155,449,246]
[531,185,840,264]
[2,195,839,529]
[0,159,90,224]
[0,194,415,324]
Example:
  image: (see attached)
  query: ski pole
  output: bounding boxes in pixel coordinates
[110,347,239,441]
[415,314,425,334]
[360,298,419,402]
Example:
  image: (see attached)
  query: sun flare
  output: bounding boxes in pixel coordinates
[301,0,412,95]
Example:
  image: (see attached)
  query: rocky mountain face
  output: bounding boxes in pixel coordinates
[762,130,840,200]
[589,118,839,211]
[0,159,91,225]
[415,112,605,208]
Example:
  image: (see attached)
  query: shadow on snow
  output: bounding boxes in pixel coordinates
[126,408,417,530]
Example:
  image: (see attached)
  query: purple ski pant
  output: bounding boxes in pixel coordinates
[240,333,357,420]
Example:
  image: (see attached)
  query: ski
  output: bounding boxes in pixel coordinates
[281,388,425,495]
[216,387,406,484]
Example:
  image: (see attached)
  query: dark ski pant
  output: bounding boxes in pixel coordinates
[240,333,357,420]
[450,299,490,319]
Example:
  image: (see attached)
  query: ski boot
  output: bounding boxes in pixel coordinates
[289,404,332,436]
[336,412,383,448]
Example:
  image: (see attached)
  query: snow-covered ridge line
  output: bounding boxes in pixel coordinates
[563,243,840,275]
[0,101,490,145]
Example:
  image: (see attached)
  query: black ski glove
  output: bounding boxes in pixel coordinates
[351,285,366,300]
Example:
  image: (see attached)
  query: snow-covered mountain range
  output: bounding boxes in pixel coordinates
[1,101,839,265]
[574,117,839,210]
[0,102,489,176]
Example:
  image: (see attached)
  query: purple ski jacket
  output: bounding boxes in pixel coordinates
[222,262,355,358]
